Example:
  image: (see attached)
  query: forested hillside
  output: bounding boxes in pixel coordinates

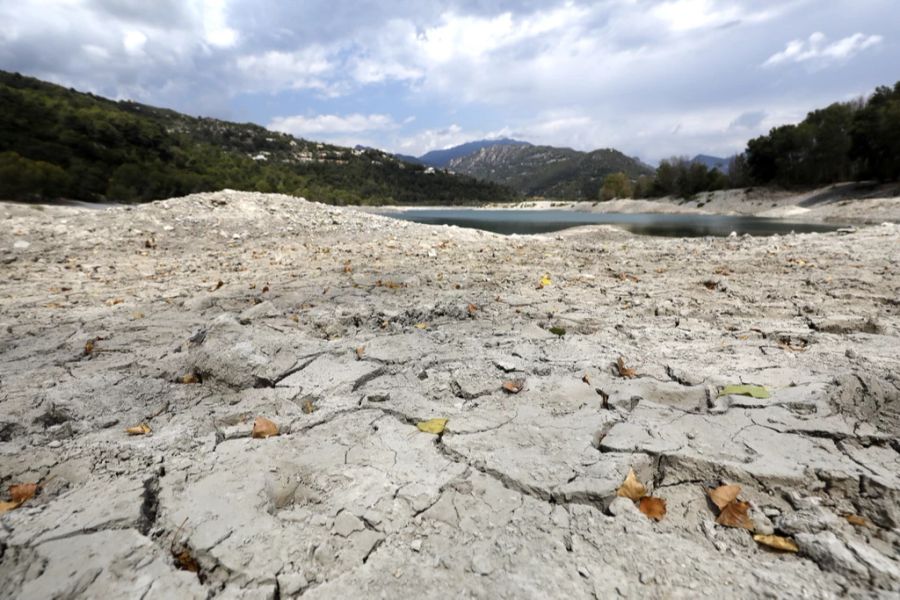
[0,71,517,205]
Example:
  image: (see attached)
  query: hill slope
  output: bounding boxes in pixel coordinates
[0,70,517,205]
[449,144,653,199]
[419,138,531,168]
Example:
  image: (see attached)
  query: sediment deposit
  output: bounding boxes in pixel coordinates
[1,191,898,598]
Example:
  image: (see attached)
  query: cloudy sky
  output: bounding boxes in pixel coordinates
[0,0,895,162]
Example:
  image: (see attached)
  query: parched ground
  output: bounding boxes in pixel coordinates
[0,191,898,599]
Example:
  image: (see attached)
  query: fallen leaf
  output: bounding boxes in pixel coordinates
[0,500,22,514]
[343,261,352,273]
[537,274,552,289]
[106,297,124,306]
[261,285,269,293]
[844,514,871,528]
[502,379,525,394]
[126,423,151,436]
[753,534,799,553]
[639,496,667,521]
[616,357,637,379]
[467,303,478,315]
[9,483,38,504]
[302,399,316,414]
[581,373,591,385]
[716,500,754,529]
[355,346,365,360]
[173,548,201,574]
[83,339,95,356]
[211,280,224,291]
[180,372,200,384]
[251,417,279,439]
[718,384,770,399]
[416,418,448,435]
[414,322,428,330]
[617,469,647,501]
[549,326,566,337]
[703,280,718,290]
[708,484,742,510]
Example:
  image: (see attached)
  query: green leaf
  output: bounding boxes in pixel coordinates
[718,384,770,399]
[549,326,566,337]
[416,418,448,434]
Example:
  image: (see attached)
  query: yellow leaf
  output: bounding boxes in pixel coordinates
[9,483,38,504]
[414,322,428,330]
[708,484,742,510]
[417,418,448,435]
[537,274,552,289]
[126,423,151,436]
[639,496,667,521]
[753,534,799,553]
[716,500,754,530]
[251,417,279,439]
[617,469,647,501]
[0,500,22,514]
[180,372,200,384]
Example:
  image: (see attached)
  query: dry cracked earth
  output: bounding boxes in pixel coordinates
[0,191,898,599]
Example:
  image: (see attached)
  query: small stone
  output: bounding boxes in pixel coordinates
[48,440,62,448]
[13,240,30,250]
[410,539,422,552]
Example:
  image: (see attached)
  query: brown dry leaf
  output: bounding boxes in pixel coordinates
[355,346,365,360]
[467,303,478,315]
[9,483,38,504]
[639,496,667,521]
[581,373,591,385]
[716,500,754,529]
[83,339,95,356]
[703,280,718,291]
[173,548,201,574]
[502,379,525,394]
[211,280,224,291]
[343,261,352,274]
[616,357,637,379]
[106,297,125,306]
[708,484,742,510]
[617,468,647,501]
[126,423,151,436]
[0,500,22,514]
[302,399,316,414]
[753,534,799,553]
[180,372,200,385]
[251,417,279,439]
[844,514,871,528]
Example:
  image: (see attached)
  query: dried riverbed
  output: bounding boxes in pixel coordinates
[1,191,898,598]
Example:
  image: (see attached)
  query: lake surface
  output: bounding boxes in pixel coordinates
[383,209,840,237]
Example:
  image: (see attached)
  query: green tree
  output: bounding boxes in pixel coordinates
[599,172,633,200]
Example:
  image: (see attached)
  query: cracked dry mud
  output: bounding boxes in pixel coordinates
[1,191,898,599]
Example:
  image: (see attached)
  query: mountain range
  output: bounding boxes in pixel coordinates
[442,142,653,199]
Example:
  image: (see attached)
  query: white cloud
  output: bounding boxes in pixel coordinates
[122,30,147,55]
[235,47,334,92]
[764,32,883,68]
[200,0,238,48]
[268,113,399,138]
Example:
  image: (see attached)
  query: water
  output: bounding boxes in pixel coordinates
[383,209,840,237]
